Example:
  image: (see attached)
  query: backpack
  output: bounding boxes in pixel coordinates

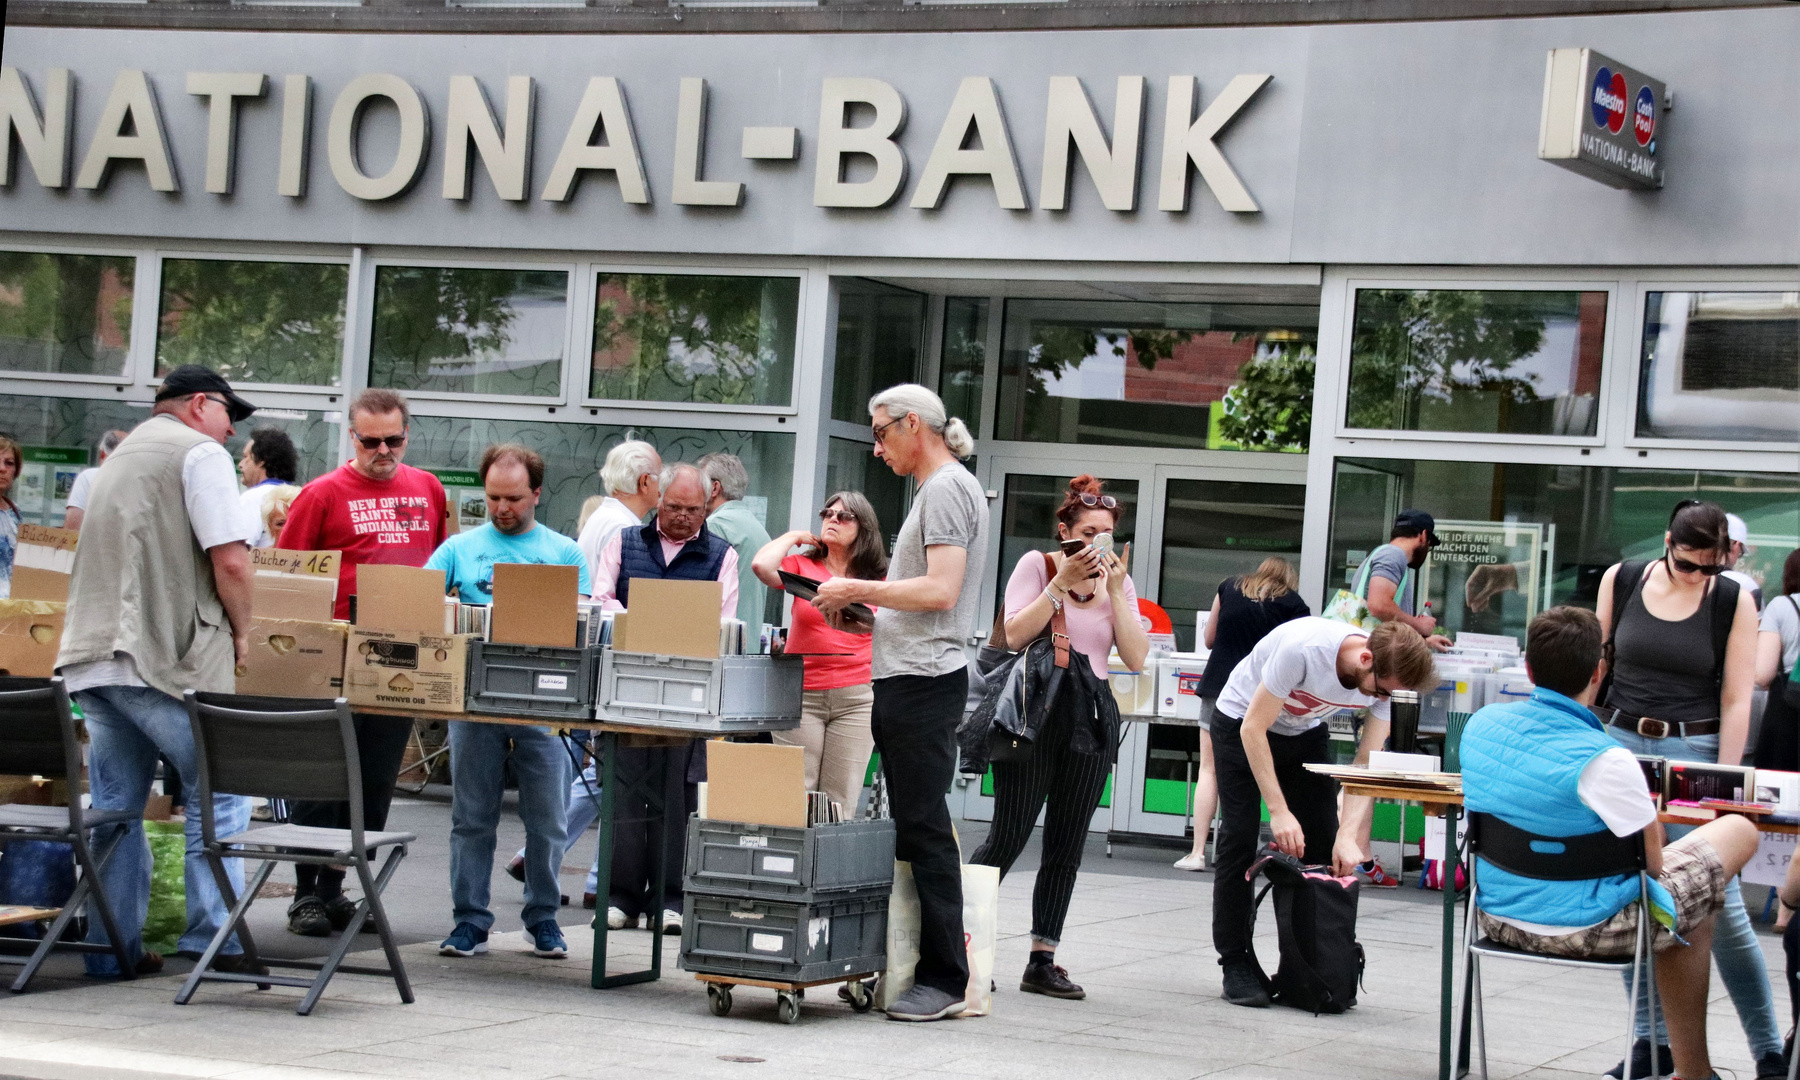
[1245,846,1365,1015]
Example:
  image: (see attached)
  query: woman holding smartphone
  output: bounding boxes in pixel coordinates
[751,492,888,817]
[970,475,1149,1000]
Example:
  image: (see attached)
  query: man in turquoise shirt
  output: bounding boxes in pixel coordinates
[425,444,587,963]
[698,451,771,628]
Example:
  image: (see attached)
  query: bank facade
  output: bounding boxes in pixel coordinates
[3,1,1797,833]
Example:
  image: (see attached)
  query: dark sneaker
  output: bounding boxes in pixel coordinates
[286,896,331,938]
[1602,1039,1674,1079]
[505,855,526,883]
[322,893,377,933]
[528,920,568,959]
[1020,961,1085,1000]
[438,922,489,957]
[1221,961,1271,1008]
[885,983,965,1022]
[582,892,597,910]
[175,950,268,976]
[134,950,164,976]
[1754,1050,1787,1080]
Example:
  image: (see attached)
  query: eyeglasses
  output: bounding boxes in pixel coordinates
[871,416,904,443]
[819,508,857,523]
[351,430,407,450]
[1075,493,1118,510]
[1667,550,1726,576]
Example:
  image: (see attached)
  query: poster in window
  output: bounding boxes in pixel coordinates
[1416,520,1545,644]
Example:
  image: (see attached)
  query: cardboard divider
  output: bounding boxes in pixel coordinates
[356,564,451,634]
[490,563,579,648]
[614,579,721,659]
[704,741,806,828]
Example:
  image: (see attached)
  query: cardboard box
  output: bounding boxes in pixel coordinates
[615,579,722,659]
[238,618,349,698]
[705,741,806,828]
[0,600,65,677]
[344,627,471,712]
[12,524,76,603]
[490,563,579,648]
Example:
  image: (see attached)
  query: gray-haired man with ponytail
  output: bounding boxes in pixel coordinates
[816,383,986,1022]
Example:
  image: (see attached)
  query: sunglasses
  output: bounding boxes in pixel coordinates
[351,430,407,450]
[1667,550,1726,576]
[1075,493,1119,510]
[871,416,904,443]
[819,508,858,523]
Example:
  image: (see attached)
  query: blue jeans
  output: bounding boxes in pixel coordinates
[515,760,603,897]
[75,685,250,975]
[1607,726,1782,1058]
[448,721,569,932]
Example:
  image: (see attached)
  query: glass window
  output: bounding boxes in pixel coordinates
[938,297,989,435]
[1346,289,1606,437]
[157,258,347,387]
[824,436,910,552]
[0,251,134,376]
[830,280,925,423]
[1157,479,1306,652]
[1327,457,1800,646]
[1638,291,1800,443]
[996,299,1318,451]
[591,273,798,407]
[370,266,568,397]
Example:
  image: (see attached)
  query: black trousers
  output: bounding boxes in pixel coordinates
[290,713,414,898]
[1210,713,1338,965]
[873,670,969,997]
[607,744,697,918]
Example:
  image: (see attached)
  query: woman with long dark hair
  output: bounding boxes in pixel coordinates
[1596,499,1776,1080]
[752,491,888,816]
[969,475,1149,1000]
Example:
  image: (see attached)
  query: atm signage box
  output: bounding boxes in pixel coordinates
[1538,48,1667,190]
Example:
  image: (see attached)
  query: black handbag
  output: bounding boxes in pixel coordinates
[959,553,1072,772]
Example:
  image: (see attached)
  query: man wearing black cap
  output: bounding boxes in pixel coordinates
[1353,509,1452,651]
[55,365,263,977]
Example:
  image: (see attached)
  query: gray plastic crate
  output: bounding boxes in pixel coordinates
[679,892,888,983]
[466,640,602,720]
[685,817,895,903]
[598,650,803,732]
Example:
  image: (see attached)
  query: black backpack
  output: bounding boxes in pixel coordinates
[1246,847,1365,1015]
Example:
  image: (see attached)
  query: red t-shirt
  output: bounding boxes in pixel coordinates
[276,461,448,620]
[781,553,873,691]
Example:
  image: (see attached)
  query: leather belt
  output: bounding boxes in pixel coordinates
[1594,707,1720,740]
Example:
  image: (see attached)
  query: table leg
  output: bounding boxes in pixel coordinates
[590,733,666,989]
[1440,801,1462,1080]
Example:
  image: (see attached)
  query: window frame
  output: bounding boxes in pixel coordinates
[0,238,151,388]
[151,247,354,394]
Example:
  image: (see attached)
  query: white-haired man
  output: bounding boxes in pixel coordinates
[697,451,771,629]
[578,439,662,591]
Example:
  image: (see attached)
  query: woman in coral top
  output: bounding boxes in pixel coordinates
[751,491,888,818]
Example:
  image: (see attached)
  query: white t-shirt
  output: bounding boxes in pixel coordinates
[577,496,646,596]
[1760,594,1800,674]
[1214,616,1393,735]
[65,467,98,513]
[61,437,256,693]
[239,483,281,548]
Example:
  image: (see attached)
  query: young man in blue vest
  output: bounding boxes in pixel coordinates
[1462,607,1758,1080]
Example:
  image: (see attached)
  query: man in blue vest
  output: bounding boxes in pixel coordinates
[590,462,737,934]
[1462,607,1757,1080]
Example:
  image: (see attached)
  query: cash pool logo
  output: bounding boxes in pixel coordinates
[1591,66,1628,134]
[1633,85,1656,147]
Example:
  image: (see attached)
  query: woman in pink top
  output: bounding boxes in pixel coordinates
[751,491,888,817]
[971,475,1149,1002]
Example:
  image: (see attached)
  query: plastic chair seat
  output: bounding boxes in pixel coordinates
[219,823,415,857]
[1470,934,1640,969]
[0,803,141,832]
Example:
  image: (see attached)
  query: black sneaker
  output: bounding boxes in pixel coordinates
[1220,961,1271,1008]
[322,893,380,934]
[175,950,270,976]
[1602,1039,1673,1079]
[286,896,331,938]
[1020,961,1085,1000]
[1754,1050,1787,1080]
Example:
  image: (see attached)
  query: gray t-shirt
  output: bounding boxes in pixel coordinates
[870,461,987,680]
[1761,594,1800,673]
[1359,543,1414,616]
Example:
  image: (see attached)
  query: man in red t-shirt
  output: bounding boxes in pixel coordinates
[275,388,447,937]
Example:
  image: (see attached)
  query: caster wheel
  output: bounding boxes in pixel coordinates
[776,991,800,1025]
[847,980,873,1013]
[707,984,732,1017]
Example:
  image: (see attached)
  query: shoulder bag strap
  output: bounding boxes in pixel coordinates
[1042,551,1070,670]
[1350,554,1377,599]
[1709,574,1741,689]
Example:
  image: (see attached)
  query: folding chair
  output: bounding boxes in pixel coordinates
[0,676,140,990]
[175,692,415,1015]
[1454,811,1659,1080]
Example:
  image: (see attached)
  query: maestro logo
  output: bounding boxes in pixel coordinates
[1633,85,1657,146]
[1591,66,1629,133]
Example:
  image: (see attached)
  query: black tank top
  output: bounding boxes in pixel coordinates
[1196,577,1311,699]
[1609,568,1721,723]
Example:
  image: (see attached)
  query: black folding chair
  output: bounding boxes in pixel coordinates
[0,676,141,990]
[1455,811,1659,1080]
[175,692,415,1015]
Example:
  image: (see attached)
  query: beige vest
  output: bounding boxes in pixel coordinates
[57,414,235,698]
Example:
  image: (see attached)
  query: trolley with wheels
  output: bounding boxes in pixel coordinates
[696,970,877,1024]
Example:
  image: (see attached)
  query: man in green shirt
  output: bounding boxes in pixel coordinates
[698,452,772,629]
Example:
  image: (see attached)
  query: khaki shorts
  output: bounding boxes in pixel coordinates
[1478,833,1727,959]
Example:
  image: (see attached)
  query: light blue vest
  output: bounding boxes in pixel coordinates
[1461,688,1674,929]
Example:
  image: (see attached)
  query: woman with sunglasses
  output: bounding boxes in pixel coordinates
[751,492,889,817]
[969,475,1149,1000]
[1595,499,1776,1080]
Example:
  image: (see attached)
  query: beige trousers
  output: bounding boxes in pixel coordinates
[774,683,876,816]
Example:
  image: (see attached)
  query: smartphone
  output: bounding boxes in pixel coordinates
[1059,538,1100,579]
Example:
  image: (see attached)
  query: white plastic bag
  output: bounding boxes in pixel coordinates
[877,860,1000,1016]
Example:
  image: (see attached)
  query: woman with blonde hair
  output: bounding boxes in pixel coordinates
[259,484,303,548]
[1174,556,1309,871]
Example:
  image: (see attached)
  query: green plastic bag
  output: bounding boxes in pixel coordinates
[143,820,186,955]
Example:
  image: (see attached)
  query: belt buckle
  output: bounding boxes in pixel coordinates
[1636,716,1670,739]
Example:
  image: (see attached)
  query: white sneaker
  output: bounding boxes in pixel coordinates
[660,909,683,935]
[605,906,630,930]
[1173,852,1206,872]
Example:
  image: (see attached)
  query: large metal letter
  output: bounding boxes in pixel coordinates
[76,70,179,192]
[187,72,266,195]
[812,77,906,209]
[443,75,532,201]
[1040,75,1143,212]
[278,74,311,198]
[1157,74,1269,213]
[672,77,741,207]
[909,76,1026,210]
[540,77,649,204]
[0,67,72,188]
[327,74,429,201]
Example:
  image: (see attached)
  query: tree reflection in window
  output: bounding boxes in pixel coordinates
[0,251,134,376]
[157,259,347,387]
[590,273,798,406]
[371,266,568,398]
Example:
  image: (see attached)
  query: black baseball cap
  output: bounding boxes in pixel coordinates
[1392,509,1439,547]
[154,365,256,423]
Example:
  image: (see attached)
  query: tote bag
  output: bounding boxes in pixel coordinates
[1323,555,1410,631]
[878,861,1001,1016]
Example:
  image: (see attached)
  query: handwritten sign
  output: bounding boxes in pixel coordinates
[251,548,341,581]
[18,524,77,553]
[1744,831,1796,888]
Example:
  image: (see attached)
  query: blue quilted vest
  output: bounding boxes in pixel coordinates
[616,519,731,609]
[1461,688,1675,930]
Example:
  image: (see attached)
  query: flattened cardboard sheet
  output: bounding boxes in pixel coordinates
[704,741,806,828]
[490,563,579,648]
[356,564,449,634]
[617,578,721,659]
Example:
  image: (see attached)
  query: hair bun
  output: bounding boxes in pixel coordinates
[1068,474,1102,496]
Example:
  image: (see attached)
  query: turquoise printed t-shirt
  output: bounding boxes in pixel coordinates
[423,521,590,604]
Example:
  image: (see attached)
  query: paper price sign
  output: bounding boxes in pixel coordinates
[252,548,341,580]
[1743,831,1796,888]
